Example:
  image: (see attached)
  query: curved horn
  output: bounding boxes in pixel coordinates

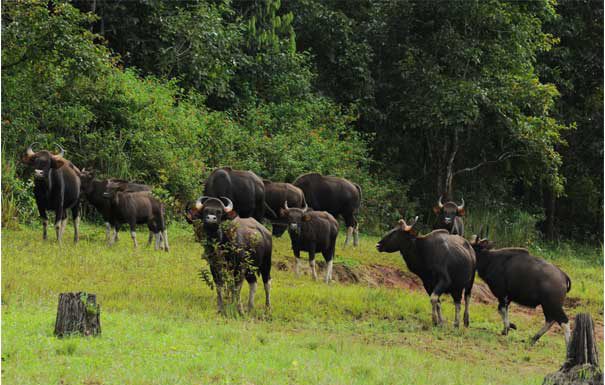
[438,195,444,209]
[195,195,211,210]
[409,216,419,227]
[220,196,233,212]
[26,142,38,157]
[284,200,289,210]
[302,201,308,212]
[457,197,465,210]
[54,143,65,157]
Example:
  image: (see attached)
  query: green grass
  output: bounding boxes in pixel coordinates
[2,222,603,385]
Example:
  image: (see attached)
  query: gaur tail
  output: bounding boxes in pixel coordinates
[354,183,362,212]
[564,272,571,293]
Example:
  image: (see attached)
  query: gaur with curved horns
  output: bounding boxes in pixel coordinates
[433,195,465,236]
[280,200,339,283]
[186,196,272,314]
[21,143,81,243]
[376,217,476,327]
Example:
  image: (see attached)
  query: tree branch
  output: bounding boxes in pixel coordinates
[453,151,522,176]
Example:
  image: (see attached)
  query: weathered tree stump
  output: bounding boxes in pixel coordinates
[543,313,603,385]
[54,292,101,337]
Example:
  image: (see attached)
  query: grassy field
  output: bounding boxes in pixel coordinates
[2,222,603,385]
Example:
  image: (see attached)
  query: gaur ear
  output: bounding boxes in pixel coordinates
[457,207,466,216]
[50,155,66,169]
[302,214,311,222]
[226,210,238,219]
[432,205,440,215]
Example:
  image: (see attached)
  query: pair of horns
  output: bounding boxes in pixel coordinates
[437,195,464,210]
[284,200,308,211]
[26,142,65,157]
[398,216,419,231]
[194,196,233,212]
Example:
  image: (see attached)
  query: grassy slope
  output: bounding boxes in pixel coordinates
[2,223,603,385]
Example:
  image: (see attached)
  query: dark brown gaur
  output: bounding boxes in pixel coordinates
[433,195,465,236]
[471,227,571,347]
[185,196,272,315]
[22,143,81,244]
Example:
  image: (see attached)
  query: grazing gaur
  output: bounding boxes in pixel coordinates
[292,173,361,246]
[204,167,271,221]
[103,182,168,251]
[185,196,272,314]
[21,143,81,244]
[263,180,306,237]
[471,228,571,346]
[376,217,476,327]
[79,170,152,244]
[433,196,465,236]
[280,202,338,283]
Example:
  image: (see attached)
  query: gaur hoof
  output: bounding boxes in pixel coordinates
[501,328,509,336]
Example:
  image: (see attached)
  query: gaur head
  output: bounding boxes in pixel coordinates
[433,196,465,228]
[21,143,67,179]
[470,225,494,252]
[184,196,235,229]
[279,201,310,235]
[375,216,419,253]
[79,168,96,195]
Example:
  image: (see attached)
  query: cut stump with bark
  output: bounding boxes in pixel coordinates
[54,292,101,337]
[543,313,603,385]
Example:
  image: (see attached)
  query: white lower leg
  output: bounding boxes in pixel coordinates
[353,226,359,246]
[463,295,470,327]
[264,280,272,309]
[162,230,169,251]
[154,232,161,250]
[310,260,318,281]
[248,281,258,310]
[430,293,440,325]
[295,257,302,276]
[105,222,111,243]
[562,322,571,347]
[325,260,333,283]
[55,221,62,243]
[454,302,461,327]
[130,230,138,248]
[344,226,353,246]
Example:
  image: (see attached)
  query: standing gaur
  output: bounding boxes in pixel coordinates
[471,228,572,346]
[185,196,272,314]
[280,202,338,283]
[204,167,272,221]
[433,196,465,236]
[376,217,476,327]
[263,180,307,237]
[21,143,81,244]
[79,169,152,244]
[103,181,168,251]
[293,173,361,246]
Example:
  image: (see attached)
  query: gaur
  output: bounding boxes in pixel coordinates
[376,217,476,327]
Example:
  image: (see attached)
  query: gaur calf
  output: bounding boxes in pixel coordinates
[79,169,152,244]
[471,230,571,346]
[103,182,168,251]
[185,196,272,314]
[376,217,476,327]
[21,143,81,243]
[280,202,338,283]
[433,196,465,236]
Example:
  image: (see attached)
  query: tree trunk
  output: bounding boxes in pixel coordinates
[54,292,101,337]
[543,313,603,385]
[544,186,556,241]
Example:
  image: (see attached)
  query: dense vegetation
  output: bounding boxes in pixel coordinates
[2,0,602,242]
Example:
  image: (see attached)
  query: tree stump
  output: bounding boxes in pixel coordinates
[543,313,603,385]
[54,292,101,337]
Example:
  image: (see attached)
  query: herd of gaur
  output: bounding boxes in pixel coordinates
[20,143,573,348]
